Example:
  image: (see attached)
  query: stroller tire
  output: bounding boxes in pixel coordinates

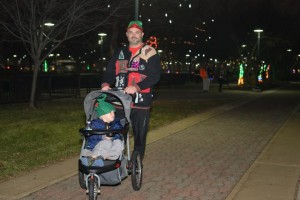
[131,151,143,191]
[78,170,87,189]
[88,175,98,200]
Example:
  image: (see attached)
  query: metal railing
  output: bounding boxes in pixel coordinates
[0,72,188,104]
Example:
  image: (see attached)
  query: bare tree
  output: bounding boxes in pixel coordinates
[0,0,133,108]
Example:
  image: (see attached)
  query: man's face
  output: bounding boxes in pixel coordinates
[126,27,144,46]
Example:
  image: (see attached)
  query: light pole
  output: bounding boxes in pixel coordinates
[134,0,139,20]
[253,29,263,60]
[98,33,107,60]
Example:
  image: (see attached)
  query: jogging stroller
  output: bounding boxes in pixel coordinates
[78,90,143,200]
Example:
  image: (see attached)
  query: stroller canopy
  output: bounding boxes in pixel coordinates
[83,90,132,124]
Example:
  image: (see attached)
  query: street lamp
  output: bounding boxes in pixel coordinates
[253,29,263,59]
[98,33,107,60]
[44,22,55,27]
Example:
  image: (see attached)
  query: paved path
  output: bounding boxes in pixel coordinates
[2,83,300,200]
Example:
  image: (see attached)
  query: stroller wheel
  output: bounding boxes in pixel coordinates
[88,175,99,200]
[131,151,143,191]
[78,170,87,189]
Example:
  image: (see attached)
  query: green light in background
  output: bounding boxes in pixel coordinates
[86,65,91,71]
[44,60,48,72]
[238,63,244,85]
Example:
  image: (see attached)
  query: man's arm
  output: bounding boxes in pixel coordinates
[136,53,161,91]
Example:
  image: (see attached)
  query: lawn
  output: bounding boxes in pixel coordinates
[0,96,226,181]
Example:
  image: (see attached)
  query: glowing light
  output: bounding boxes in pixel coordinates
[146,36,158,49]
[44,22,54,27]
[43,60,48,72]
[266,65,270,79]
[238,64,244,86]
[98,33,107,37]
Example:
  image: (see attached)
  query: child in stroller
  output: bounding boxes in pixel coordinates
[80,94,124,166]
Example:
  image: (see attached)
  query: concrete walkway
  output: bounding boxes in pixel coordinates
[0,83,299,200]
[226,104,300,200]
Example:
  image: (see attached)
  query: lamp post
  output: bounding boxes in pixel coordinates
[134,0,139,20]
[98,33,107,60]
[253,29,263,60]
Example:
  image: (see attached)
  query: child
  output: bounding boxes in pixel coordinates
[81,94,124,166]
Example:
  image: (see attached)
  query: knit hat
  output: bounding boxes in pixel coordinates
[127,20,143,31]
[95,94,115,117]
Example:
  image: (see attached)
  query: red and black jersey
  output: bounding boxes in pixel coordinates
[102,44,161,109]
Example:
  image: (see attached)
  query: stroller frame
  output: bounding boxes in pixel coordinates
[78,90,143,200]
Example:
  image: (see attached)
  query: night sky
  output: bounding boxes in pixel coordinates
[195,0,300,54]
[1,0,300,61]
[136,0,300,59]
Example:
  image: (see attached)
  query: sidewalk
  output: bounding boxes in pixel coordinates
[226,105,300,200]
[0,83,299,200]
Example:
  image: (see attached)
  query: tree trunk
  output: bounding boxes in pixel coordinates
[29,62,40,108]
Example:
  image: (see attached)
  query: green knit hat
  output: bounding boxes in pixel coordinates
[95,94,115,117]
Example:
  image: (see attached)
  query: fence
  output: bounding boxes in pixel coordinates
[0,72,189,104]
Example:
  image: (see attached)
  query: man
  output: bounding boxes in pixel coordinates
[101,20,161,160]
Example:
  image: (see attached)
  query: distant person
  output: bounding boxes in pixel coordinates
[199,64,210,92]
[217,63,225,92]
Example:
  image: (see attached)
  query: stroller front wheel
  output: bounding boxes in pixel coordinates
[131,151,143,191]
[88,175,99,200]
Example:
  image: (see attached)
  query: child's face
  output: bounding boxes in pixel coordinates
[100,111,115,123]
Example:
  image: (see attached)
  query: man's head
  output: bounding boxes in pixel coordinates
[126,20,144,47]
[95,94,116,123]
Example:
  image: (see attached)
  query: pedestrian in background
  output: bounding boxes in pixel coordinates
[217,63,225,92]
[200,64,210,92]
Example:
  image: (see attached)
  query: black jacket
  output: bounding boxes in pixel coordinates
[102,44,161,109]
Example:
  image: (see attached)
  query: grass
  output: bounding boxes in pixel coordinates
[0,96,227,182]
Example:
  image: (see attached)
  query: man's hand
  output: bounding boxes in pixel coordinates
[124,86,137,94]
[101,85,111,91]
